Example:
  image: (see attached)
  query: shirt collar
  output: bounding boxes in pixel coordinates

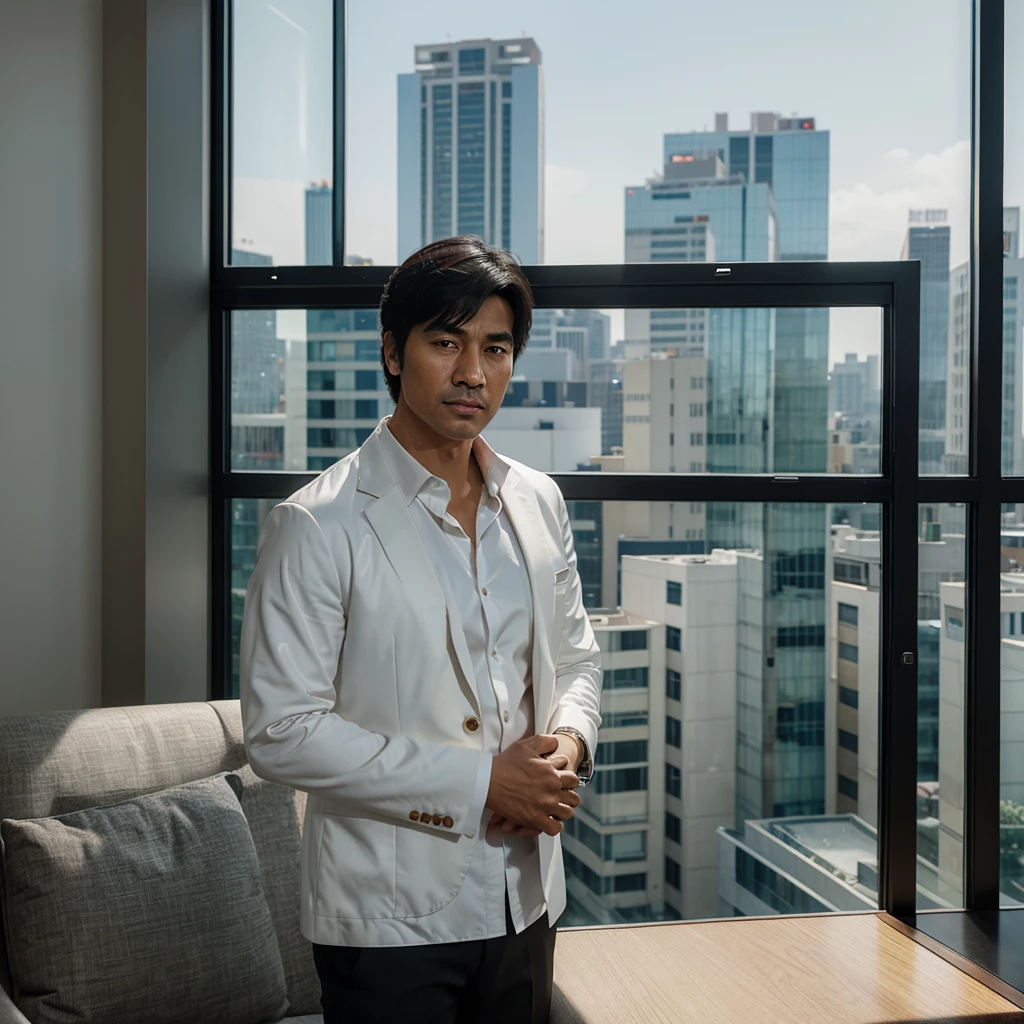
[378,414,511,507]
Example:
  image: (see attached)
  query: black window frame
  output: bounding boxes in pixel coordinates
[209,0,1009,922]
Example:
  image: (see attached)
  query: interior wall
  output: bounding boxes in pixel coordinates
[0,0,104,717]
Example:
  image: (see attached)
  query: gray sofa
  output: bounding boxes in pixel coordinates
[0,700,324,1024]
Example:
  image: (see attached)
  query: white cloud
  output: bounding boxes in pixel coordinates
[829,139,970,265]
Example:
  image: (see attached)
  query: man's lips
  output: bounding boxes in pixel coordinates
[446,400,485,410]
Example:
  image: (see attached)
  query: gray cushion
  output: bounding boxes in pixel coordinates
[232,764,321,1016]
[0,771,289,1024]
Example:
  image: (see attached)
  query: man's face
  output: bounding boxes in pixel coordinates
[383,293,516,441]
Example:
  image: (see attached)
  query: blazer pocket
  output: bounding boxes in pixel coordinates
[553,566,571,586]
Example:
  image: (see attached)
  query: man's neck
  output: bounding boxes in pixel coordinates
[385,407,483,500]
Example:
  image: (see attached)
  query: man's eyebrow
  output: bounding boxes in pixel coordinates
[424,323,466,336]
[424,325,514,343]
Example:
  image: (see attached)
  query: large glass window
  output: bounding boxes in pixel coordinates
[1005,2,1024,480]
[230,0,333,266]
[230,304,883,477]
[1000,504,1024,905]
[215,0,1011,937]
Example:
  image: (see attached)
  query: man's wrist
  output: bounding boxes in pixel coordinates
[565,734,584,769]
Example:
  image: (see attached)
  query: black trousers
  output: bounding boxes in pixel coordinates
[311,888,558,1024]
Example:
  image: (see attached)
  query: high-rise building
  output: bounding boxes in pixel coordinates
[586,361,623,457]
[305,183,332,266]
[229,248,284,469]
[625,112,832,830]
[945,207,1024,475]
[821,518,974,909]
[901,209,951,472]
[560,607,664,926]
[937,570,1024,905]
[829,353,881,437]
[397,38,543,263]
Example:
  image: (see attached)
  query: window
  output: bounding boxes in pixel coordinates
[666,717,681,748]
[597,740,648,765]
[734,850,830,915]
[665,811,681,843]
[945,607,965,642]
[838,642,859,664]
[603,667,650,690]
[838,729,859,753]
[215,0,999,939]
[665,856,681,890]
[667,580,682,605]
[608,832,647,862]
[666,669,681,700]
[606,626,647,651]
[839,686,859,709]
[603,709,649,728]
[665,764,681,799]
[593,767,648,794]
[837,774,859,801]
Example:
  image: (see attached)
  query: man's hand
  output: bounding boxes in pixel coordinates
[487,733,583,837]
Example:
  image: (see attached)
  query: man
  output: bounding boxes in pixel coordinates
[239,235,602,1024]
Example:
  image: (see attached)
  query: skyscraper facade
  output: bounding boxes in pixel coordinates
[625,111,832,827]
[305,183,332,266]
[901,209,951,472]
[397,38,544,263]
[945,207,1024,475]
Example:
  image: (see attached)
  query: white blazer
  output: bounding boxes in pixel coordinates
[239,416,603,946]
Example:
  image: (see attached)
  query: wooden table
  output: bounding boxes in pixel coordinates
[551,912,1024,1023]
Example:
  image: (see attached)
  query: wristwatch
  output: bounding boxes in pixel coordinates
[553,726,594,786]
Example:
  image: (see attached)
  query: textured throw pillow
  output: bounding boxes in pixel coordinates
[231,763,321,1016]
[0,771,290,1024]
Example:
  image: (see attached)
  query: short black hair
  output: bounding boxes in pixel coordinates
[379,235,534,404]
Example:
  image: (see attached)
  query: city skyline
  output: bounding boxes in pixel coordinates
[226,4,1024,922]
[228,0,1020,364]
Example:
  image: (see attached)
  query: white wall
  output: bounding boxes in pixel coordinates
[0,1,104,716]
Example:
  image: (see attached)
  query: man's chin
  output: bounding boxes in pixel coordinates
[439,405,488,434]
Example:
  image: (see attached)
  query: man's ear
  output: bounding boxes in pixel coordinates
[381,330,400,376]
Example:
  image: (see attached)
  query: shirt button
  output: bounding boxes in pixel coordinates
[491,649,498,658]
[482,587,488,596]
[503,710,510,722]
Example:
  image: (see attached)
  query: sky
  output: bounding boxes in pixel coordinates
[232,0,1022,363]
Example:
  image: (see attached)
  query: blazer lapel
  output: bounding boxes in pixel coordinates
[358,427,481,712]
[500,485,555,731]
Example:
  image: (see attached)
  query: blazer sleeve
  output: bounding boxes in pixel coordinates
[544,489,603,778]
[239,500,492,839]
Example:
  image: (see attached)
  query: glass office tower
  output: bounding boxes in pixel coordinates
[397,38,544,264]
[627,112,831,824]
[901,210,952,473]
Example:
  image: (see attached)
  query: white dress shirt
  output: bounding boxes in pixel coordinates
[376,417,549,942]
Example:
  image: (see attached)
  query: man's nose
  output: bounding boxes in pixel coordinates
[453,349,485,387]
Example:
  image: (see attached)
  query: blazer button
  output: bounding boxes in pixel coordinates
[431,814,443,826]
[463,715,480,733]
[442,816,454,828]
[409,810,421,821]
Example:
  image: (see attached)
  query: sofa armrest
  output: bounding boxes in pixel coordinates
[0,987,30,1024]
